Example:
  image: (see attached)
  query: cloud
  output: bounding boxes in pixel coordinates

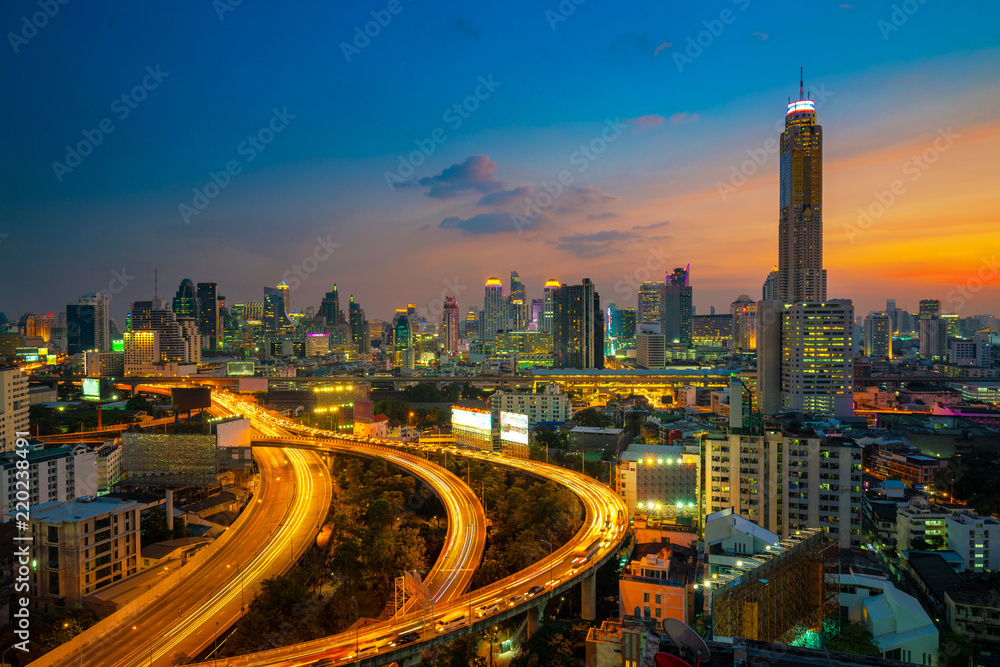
[630,114,665,128]
[669,112,699,125]
[555,230,639,258]
[419,155,504,199]
[439,213,521,235]
[454,18,483,40]
[631,220,670,231]
[653,41,672,56]
[752,31,769,40]
[839,3,854,8]
[477,186,530,207]
[587,212,619,220]
[418,223,431,231]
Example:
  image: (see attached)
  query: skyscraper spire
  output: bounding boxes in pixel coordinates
[799,66,804,100]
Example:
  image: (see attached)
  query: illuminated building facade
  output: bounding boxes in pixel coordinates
[552,278,604,369]
[863,312,893,359]
[731,295,757,352]
[606,304,637,356]
[172,279,198,318]
[660,267,692,345]
[638,281,663,330]
[616,444,699,519]
[0,368,29,453]
[482,278,506,341]
[392,309,413,369]
[196,282,220,350]
[542,279,559,333]
[123,330,160,375]
[348,296,367,354]
[777,70,826,304]
[442,296,459,355]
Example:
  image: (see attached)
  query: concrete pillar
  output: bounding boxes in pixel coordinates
[166,488,174,532]
[527,603,542,637]
[581,571,597,621]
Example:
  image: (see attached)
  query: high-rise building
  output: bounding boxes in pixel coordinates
[463,306,479,338]
[172,279,198,319]
[636,329,665,369]
[637,281,664,332]
[731,295,757,352]
[23,314,55,342]
[262,287,292,335]
[542,279,560,333]
[320,286,340,325]
[605,304,637,356]
[348,296,367,354]
[777,69,826,304]
[482,278,506,341]
[864,312,893,359]
[67,293,110,354]
[442,296,459,355]
[510,271,526,307]
[129,298,197,363]
[758,301,854,417]
[0,368,29,452]
[659,267,692,345]
[552,278,604,369]
[275,280,292,316]
[393,309,413,369]
[196,282,220,350]
[919,318,948,360]
[530,298,544,330]
[919,299,941,320]
[123,331,160,375]
[762,267,778,301]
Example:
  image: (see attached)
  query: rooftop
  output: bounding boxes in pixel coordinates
[33,497,140,523]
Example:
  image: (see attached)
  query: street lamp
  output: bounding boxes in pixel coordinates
[131,624,153,667]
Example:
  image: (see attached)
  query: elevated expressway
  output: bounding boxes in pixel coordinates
[185,398,628,667]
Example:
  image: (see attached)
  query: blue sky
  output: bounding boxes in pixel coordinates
[2,0,999,323]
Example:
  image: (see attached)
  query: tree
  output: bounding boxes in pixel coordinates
[826,622,881,657]
[126,394,155,412]
[28,404,60,436]
[573,407,609,427]
[366,498,394,530]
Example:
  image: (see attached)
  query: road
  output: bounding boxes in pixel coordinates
[31,395,333,667]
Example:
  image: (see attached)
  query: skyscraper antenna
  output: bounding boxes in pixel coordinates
[799,66,804,100]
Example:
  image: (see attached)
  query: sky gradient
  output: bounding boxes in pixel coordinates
[3,0,999,325]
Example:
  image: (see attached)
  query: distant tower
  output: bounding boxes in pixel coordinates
[196,282,219,350]
[542,279,560,333]
[777,67,826,304]
[659,266,692,345]
[275,280,292,316]
[442,296,459,355]
[552,278,604,369]
[762,266,778,301]
[482,278,506,340]
[172,279,198,319]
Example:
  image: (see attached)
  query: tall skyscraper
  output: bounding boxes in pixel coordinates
[66,293,110,354]
[605,304,636,356]
[659,266,692,345]
[919,318,948,360]
[530,298,543,330]
[919,299,941,320]
[730,294,757,352]
[482,278,506,341]
[864,312,893,360]
[758,301,854,417]
[442,296,459,355]
[172,279,198,318]
[393,308,413,369]
[0,367,29,453]
[275,280,292,316]
[196,282,220,350]
[348,296,367,354]
[777,69,826,304]
[762,267,778,301]
[552,278,604,369]
[508,272,528,330]
[510,271,526,304]
[637,281,663,332]
[262,287,292,335]
[130,298,199,363]
[542,279,560,333]
[320,286,340,325]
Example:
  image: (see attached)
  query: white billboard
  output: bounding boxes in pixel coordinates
[82,378,101,401]
[451,408,491,433]
[500,412,529,445]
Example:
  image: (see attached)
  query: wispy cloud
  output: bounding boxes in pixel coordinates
[419,155,504,199]
[477,186,530,207]
[630,114,665,128]
[555,230,639,258]
[631,220,670,231]
[653,41,672,56]
[669,112,699,125]
[752,31,769,40]
[587,212,619,220]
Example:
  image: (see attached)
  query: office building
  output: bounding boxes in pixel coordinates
[692,314,732,348]
[196,282,220,350]
[552,278,604,369]
[348,296,367,354]
[758,301,854,417]
[84,350,124,377]
[275,280,291,316]
[864,312,893,359]
[262,287,292,335]
[616,443,699,518]
[542,279,559,333]
[508,271,528,330]
[123,330,160,376]
[440,296,460,355]
[659,267,692,346]
[392,309,413,369]
[703,429,863,549]
[0,368,29,452]
[919,299,941,320]
[777,70,826,303]
[731,295,757,352]
[637,281,663,331]
[172,279,198,319]
[605,304,636,355]
[1,442,99,521]
[946,513,1000,572]
[481,278,506,341]
[29,496,141,610]
[67,293,110,354]
[489,384,570,427]
[948,331,991,368]
[919,318,948,360]
[762,266,778,301]
[23,313,55,342]
[320,286,340,326]
[130,298,199,363]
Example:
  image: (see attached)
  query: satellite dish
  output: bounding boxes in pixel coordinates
[662,618,711,666]
[655,653,695,667]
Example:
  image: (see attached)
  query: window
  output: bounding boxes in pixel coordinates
[643,592,650,603]
[655,594,662,604]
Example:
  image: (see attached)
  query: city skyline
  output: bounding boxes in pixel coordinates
[3,2,999,322]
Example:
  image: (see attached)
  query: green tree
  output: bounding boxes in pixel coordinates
[28,404,60,436]
[573,407,609,427]
[826,622,881,658]
[373,397,409,422]
[126,393,155,412]
[366,498,394,529]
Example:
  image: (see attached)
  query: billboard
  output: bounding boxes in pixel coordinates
[451,408,491,433]
[227,361,256,376]
[122,433,218,485]
[82,378,101,401]
[500,412,529,445]
[171,387,212,411]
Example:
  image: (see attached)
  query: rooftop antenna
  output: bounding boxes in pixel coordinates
[799,66,804,100]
